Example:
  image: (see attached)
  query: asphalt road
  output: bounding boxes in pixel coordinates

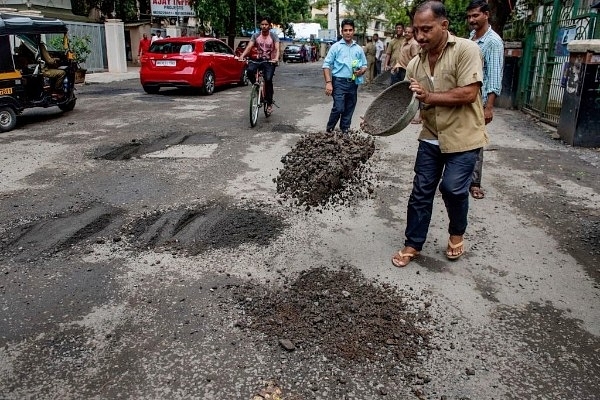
[1,62,599,399]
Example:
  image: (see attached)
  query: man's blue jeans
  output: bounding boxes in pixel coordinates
[390,68,406,85]
[326,76,358,133]
[247,61,276,105]
[405,141,480,251]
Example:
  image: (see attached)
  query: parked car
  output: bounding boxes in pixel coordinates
[139,37,248,95]
[234,40,258,59]
[283,45,303,63]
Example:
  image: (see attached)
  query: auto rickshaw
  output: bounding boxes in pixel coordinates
[0,13,78,132]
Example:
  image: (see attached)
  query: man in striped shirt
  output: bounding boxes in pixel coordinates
[466,0,504,200]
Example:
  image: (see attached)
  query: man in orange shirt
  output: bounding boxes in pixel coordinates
[138,33,151,61]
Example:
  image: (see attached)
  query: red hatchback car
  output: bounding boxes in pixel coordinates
[140,37,248,95]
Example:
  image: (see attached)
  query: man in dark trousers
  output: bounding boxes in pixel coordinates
[322,19,367,135]
[466,0,504,200]
[240,16,280,115]
[391,1,488,267]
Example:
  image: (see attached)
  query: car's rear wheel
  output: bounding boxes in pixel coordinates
[143,85,159,94]
[202,70,215,95]
[0,106,17,133]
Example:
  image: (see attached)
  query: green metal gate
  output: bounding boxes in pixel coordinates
[517,0,597,125]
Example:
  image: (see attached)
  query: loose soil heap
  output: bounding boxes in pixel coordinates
[275,132,375,208]
[236,267,432,364]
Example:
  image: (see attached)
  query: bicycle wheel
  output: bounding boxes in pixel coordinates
[249,84,260,127]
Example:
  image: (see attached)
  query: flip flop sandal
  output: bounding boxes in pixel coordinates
[391,250,420,268]
[446,240,464,260]
[469,186,485,199]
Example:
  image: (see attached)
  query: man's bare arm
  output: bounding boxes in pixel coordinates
[409,79,481,106]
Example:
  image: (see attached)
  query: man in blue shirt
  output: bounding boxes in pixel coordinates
[466,0,504,199]
[322,19,368,135]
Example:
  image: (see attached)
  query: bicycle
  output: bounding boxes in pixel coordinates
[246,59,275,127]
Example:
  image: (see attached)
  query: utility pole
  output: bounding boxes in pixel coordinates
[336,0,340,38]
[254,0,257,34]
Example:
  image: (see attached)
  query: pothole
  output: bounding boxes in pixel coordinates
[235,266,432,364]
[94,133,221,161]
[125,203,286,254]
[275,131,376,209]
[272,124,298,133]
[0,204,123,260]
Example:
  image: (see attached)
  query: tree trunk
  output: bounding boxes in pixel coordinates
[227,0,237,49]
[488,0,513,39]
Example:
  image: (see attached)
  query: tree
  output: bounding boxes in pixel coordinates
[382,0,412,30]
[344,0,386,43]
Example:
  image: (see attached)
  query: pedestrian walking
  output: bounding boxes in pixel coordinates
[391,1,488,267]
[466,0,504,200]
[390,26,420,83]
[137,33,151,63]
[391,26,422,124]
[384,23,405,85]
[365,37,377,84]
[322,19,368,135]
[373,33,385,76]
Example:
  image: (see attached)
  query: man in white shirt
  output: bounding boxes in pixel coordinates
[373,33,385,76]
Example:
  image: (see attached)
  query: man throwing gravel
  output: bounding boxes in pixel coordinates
[391,1,488,267]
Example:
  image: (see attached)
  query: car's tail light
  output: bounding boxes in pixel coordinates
[182,54,197,64]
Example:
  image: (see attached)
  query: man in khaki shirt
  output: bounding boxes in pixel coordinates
[391,0,488,268]
[383,23,404,85]
[391,26,420,82]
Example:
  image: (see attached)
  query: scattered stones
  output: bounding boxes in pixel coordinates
[236,267,432,364]
[278,338,296,352]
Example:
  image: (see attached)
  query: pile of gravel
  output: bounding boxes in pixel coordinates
[236,267,432,364]
[275,132,376,208]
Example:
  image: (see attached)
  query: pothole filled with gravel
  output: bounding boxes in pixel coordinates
[235,267,432,364]
[124,203,286,254]
[275,132,376,209]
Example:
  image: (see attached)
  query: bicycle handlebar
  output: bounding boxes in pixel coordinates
[243,59,278,64]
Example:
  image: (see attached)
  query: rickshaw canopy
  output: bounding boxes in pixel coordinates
[0,13,68,36]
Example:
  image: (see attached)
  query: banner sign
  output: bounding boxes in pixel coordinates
[151,0,195,17]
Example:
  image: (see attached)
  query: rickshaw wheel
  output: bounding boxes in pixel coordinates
[0,107,17,133]
[58,98,76,112]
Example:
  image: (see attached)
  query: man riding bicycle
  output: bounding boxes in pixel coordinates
[239,16,280,115]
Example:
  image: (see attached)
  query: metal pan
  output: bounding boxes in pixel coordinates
[360,80,419,136]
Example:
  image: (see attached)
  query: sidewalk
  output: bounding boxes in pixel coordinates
[84,66,140,84]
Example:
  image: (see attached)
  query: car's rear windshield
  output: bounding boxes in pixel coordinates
[149,42,195,54]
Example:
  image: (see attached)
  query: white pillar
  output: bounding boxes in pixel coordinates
[104,19,127,73]
[166,26,181,38]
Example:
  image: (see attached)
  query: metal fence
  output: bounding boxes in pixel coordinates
[48,22,106,72]
[518,0,596,125]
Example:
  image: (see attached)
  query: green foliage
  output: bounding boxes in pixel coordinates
[444,0,470,37]
[70,35,93,64]
[382,0,412,29]
[345,0,386,40]
[309,15,328,28]
[50,35,92,64]
[190,0,310,36]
